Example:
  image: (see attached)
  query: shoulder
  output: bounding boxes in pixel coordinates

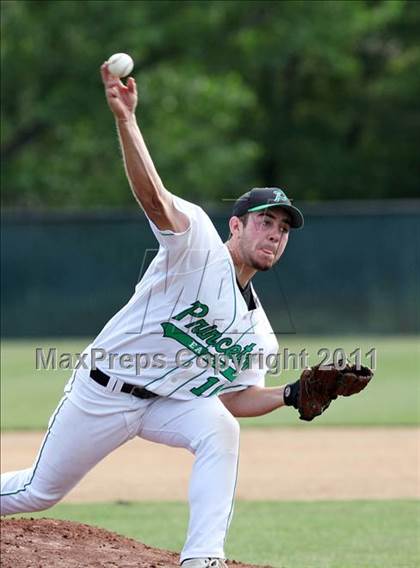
[168,195,222,242]
[147,194,224,254]
[172,195,213,224]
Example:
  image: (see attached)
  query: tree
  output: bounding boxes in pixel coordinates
[1,0,419,207]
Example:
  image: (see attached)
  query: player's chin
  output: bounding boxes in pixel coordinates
[252,255,276,271]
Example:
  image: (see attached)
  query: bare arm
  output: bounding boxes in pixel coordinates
[220,385,286,417]
[100,63,188,232]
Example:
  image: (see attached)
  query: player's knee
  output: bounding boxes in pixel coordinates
[201,412,240,455]
[30,495,61,512]
[29,487,63,511]
[221,413,240,450]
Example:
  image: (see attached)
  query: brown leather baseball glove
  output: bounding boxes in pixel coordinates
[297,363,373,421]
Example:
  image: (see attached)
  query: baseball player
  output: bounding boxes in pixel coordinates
[0,64,371,568]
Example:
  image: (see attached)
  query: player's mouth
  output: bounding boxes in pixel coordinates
[260,247,276,258]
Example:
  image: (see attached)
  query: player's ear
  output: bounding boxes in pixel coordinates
[229,216,241,236]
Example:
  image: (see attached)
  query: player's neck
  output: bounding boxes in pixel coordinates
[234,264,255,289]
[226,241,256,288]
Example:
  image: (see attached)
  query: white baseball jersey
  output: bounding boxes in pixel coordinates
[83,196,278,399]
[1,195,264,561]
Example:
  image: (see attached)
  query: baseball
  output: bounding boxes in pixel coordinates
[107,53,134,78]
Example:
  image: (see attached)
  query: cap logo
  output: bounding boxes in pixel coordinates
[273,189,287,202]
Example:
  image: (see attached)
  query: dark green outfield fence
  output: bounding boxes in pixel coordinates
[1,201,419,338]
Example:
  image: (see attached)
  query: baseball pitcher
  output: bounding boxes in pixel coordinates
[0,64,372,568]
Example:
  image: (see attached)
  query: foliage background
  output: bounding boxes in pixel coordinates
[2,0,420,208]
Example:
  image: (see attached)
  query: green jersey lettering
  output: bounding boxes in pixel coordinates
[184,319,208,332]
[224,345,243,358]
[161,322,238,382]
[173,301,209,321]
[200,328,223,343]
[190,377,219,397]
[164,300,261,387]
[214,337,233,353]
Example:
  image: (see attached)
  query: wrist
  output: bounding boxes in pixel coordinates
[283,379,300,409]
[116,113,136,126]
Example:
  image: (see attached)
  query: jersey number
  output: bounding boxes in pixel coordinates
[190,376,223,397]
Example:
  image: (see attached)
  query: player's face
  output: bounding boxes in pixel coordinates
[239,209,290,271]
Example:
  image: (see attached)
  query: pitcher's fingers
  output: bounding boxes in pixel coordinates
[116,77,129,92]
[106,86,119,99]
[101,63,119,87]
[101,63,122,89]
[127,77,137,94]
[100,63,110,83]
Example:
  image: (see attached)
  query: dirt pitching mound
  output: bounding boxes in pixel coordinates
[0,518,271,568]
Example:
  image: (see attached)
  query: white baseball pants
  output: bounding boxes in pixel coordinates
[0,369,240,562]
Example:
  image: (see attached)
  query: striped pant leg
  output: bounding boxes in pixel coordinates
[0,395,133,515]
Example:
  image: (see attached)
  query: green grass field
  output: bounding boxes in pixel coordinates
[1,336,419,429]
[20,500,419,568]
[2,336,419,568]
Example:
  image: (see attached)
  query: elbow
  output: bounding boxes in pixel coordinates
[220,392,243,416]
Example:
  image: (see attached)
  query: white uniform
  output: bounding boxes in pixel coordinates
[0,196,278,562]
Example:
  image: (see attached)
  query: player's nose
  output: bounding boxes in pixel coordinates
[268,230,281,243]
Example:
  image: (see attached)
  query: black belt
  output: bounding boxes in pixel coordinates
[90,369,158,399]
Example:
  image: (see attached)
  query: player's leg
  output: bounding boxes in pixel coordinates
[138,396,240,563]
[0,380,145,515]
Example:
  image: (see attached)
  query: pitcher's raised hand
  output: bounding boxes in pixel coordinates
[101,62,137,121]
